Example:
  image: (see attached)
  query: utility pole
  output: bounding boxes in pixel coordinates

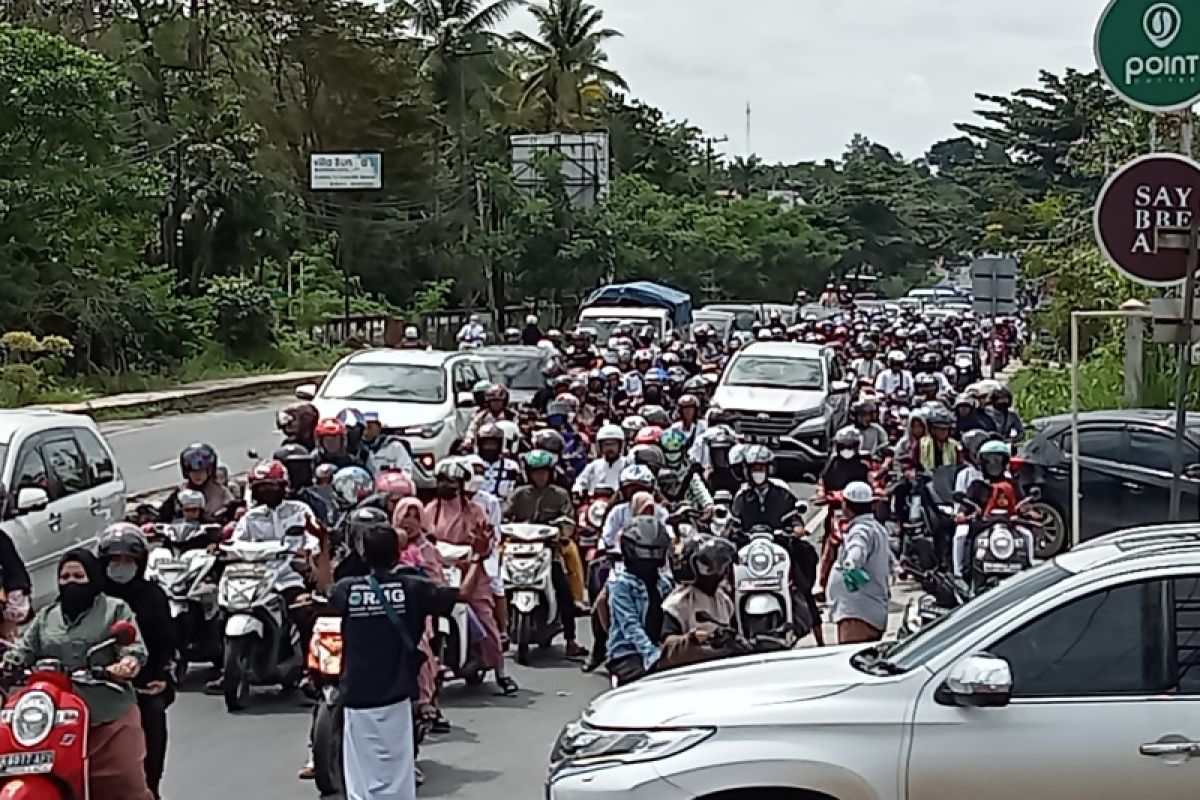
[745,101,752,156]
[702,136,728,197]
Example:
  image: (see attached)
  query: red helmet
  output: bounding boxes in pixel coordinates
[315,417,346,437]
[375,471,414,499]
[484,384,509,403]
[635,425,664,446]
[248,460,288,488]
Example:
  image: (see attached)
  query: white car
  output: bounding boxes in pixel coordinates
[549,522,1200,799]
[0,411,126,607]
[296,349,494,470]
[710,341,850,470]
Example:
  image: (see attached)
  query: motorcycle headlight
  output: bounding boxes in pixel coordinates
[586,502,608,528]
[745,543,774,577]
[551,720,713,771]
[12,691,54,748]
[989,527,1016,560]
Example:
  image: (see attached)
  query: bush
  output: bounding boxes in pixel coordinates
[206,277,276,355]
[0,364,42,406]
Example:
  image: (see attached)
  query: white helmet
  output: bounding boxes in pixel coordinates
[495,420,521,453]
[619,464,655,487]
[404,325,420,339]
[621,415,647,434]
[597,424,625,444]
[434,457,472,483]
[887,349,907,364]
[526,314,538,325]
[843,481,874,505]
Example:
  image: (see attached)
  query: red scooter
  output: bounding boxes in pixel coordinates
[0,621,138,799]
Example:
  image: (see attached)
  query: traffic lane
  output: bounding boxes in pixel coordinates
[100,394,288,496]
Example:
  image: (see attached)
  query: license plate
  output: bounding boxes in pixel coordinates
[749,435,780,447]
[0,750,53,775]
[506,543,544,556]
[155,559,185,570]
[983,562,1020,574]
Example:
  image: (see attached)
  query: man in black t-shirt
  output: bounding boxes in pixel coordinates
[331,524,457,800]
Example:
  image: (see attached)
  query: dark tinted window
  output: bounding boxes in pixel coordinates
[42,436,88,496]
[1126,428,1197,473]
[990,580,1166,696]
[75,429,115,486]
[13,445,49,493]
[1172,576,1200,693]
[1062,427,1125,462]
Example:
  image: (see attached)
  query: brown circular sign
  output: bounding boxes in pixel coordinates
[1095,152,1200,285]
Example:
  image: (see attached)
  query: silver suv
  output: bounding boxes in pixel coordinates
[0,412,125,607]
[549,523,1200,799]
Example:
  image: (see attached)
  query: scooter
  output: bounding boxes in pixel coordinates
[960,490,1040,593]
[501,523,562,665]
[217,539,306,711]
[0,622,138,799]
[309,612,344,800]
[432,541,484,687]
[732,510,805,642]
[145,521,224,682]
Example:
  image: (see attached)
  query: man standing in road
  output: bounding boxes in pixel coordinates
[331,522,458,800]
[827,481,892,645]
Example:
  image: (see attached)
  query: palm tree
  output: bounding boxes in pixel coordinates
[512,0,627,131]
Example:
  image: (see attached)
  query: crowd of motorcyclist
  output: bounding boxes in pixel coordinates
[0,284,1032,799]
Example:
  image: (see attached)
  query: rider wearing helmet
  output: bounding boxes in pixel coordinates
[521,313,542,346]
[274,443,332,525]
[158,443,233,524]
[313,417,357,471]
[818,427,871,500]
[953,392,998,438]
[278,402,320,450]
[573,424,629,497]
[921,408,961,472]
[953,440,1030,578]
[731,446,801,533]
[875,350,914,399]
[99,522,175,796]
[331,466,375,513]
[850,341,885,382]
[850,397,888,456]
[658,536,739,671]
[546,399,589,477]
[469,423,521,501]
[335,408,372,467]
[985,386,1024,443]
[605,513,673,687]
[466,384,515,445]
[671,394,706,446]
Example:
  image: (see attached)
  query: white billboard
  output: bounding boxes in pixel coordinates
[510,132,610,207]
[309,152,383,191]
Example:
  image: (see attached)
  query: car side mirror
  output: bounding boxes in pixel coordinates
[15,487,49,514]
[937,653,1013,708]
[830,380,851,395]
[294,383,317,401]
[456,391,476,408]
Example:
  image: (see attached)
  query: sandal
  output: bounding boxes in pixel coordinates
[432,710,452,733]
[495,676,519,696]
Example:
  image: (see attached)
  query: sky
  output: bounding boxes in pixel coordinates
[510,0,1105,164]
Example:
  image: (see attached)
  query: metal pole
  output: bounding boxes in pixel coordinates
[1070,311,1081,549]
[1169,223,1199,520]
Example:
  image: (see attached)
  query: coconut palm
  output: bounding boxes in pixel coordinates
[512,0,627,131]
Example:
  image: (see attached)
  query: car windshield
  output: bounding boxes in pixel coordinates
[725,355,823,390]
[880,563,1071,672]
[479,353,545,391]
[586,318,660,343]
[321,363,446,404]
[706,306,756,330]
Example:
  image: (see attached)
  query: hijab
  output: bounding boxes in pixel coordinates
[58,549,103,621]
[631,491,656,517]
[426,491,489,547]
[392,497,428,570]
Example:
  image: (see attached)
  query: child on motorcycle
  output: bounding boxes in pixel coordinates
[952,440,1034,579]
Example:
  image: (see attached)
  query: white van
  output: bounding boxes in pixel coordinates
[577,306,678,344]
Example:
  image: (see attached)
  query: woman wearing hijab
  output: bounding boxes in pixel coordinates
[426,459,517,696]
[4,550,153,800]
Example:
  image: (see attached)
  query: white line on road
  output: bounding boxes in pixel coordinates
[148,459,176,471]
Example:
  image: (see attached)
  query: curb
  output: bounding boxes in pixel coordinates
[36,371,325,422]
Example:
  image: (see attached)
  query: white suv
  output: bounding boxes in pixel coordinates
[0,412,126,607]
[549,523,1200,799]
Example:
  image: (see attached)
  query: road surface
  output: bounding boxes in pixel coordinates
[100,395,292,496]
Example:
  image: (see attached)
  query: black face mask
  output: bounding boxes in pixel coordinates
[59,581,100,619]
[694,573,724,596]
[252,486,285,508]
[994,402,1011,412]
[477,444,502,463]
[435,485,458,500]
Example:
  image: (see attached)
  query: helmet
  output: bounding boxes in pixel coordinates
[546,399,573,420]
[620,516,671,563]
[621,415,647,435]
[677,393,700,410]
[336,408,366,431]
[640,405,670,427]
[526,314,538,325]
[596,424,625,444]
[659,428,688,456]
[979,439,1011,477]
[980,440,1011,457]
[374,471,414,499]
[484,384,509,403]
[886,350,907,365]
[915,373,938,391]
[691,535,737,578]
[345,507,392,555]
[851,397,877,415]
[533,429,565,455]
[178,489,206,511]
[656,468,684,498]
[495,420,521,452]
[619,464,655,488]
[990,386,1013,405]
[927,408,955,428]
[742,444,774,466]
[834,426,863,450]
[277,403,318,436]
[315,418,346,438]
[523,449,556,471]
[503,327,520,342]
[433,458,473,483]
[961,429,992,459]
[404,325,420,340]
[274,443,315,487]
[248,459,288,487]
[955,393,978,410]
[630,444,665,471]
[98,523,149,563]
[554,394,580,414]
[477,423,504,443]
[332,466,373,505]
[180,443,218,478]
[635,426,664,446]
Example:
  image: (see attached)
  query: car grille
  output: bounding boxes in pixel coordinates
[727,410,805,438]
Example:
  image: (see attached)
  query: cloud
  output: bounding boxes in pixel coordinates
[511,0,1100,162]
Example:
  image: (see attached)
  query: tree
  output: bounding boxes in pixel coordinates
[511,0,627,131]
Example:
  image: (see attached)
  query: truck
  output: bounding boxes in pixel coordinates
[577,281,693,345]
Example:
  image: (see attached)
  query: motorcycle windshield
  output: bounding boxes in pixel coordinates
[928,466,957,506]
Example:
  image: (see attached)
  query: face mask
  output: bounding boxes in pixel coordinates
[58,582,98,618]
[107,562,137,584]
[838,448,857,460]
[694,573,724,596]
[252,487,285,507]
[750,469,768,485]
[435,485,458,500]
[994,403,1010,412]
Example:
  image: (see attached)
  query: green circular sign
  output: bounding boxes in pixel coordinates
[1096,0,1200,111]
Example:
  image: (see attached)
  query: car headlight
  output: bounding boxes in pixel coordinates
[402,420,446,439]
[989,527,1016,560]
[793,412,827,433]
[551,720,713,770]
[12,691,54,748]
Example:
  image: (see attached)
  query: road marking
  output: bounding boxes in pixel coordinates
[148,459,176,471]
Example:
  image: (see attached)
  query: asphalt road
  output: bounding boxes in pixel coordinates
[100,394,293,496]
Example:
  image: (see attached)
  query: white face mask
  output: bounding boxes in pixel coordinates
[838,448,857,460]
[750,469,768,485]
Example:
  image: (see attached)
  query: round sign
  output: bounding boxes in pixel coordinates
[1094,152,1200,285]
[1095,0,1200,111]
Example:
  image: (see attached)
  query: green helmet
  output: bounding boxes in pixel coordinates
[979,440,1010,457]
[523,449,556,470]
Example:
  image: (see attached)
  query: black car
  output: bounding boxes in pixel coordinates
[1015,409,1200,557]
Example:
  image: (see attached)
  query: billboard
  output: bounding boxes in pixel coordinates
[510,132,610,207]
[309,153,383,191]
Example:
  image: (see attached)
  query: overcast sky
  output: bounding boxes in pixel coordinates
[510,0,1103,164]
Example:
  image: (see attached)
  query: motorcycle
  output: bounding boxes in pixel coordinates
[732,508,807,642]
[217,538,307,711]
[953,348,979,390]
[988,337,1009,374]
[897,539,971,640]
[576,489,612,555]
[958,489,1041,593]
[432,541,484,687]
[0,622,138,799]
[501,523,562,665]
[815,491,850,595]
[145,521,224,682]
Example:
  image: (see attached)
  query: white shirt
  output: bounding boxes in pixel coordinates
[874,368,915,398]
[456,322,486,344]
[623,371,643,397]
[469,456,520,500]
[689,425,738,469]
[471,491,503,580]
[600,503,671,552]
[573,456,628,495]
[851,357,885,381]
[232,500,321,590]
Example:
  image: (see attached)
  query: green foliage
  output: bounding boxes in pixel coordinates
[206,276,276,354]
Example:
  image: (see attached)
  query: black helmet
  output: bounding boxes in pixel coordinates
[533,429,565,456]
[639,405,670,427]
[180,443,218,479]
[691,535,737,579]
[619,516,671,563]
[928,407,955,428]
[657,468,684,497]
[346,507,391,555]
[98,522,149,565]
[630,444,666,471]
[990,386,1013,405]
[274,443,314,488]
[961,429,993,460]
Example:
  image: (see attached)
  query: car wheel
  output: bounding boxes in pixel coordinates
[1032,500,1067,559]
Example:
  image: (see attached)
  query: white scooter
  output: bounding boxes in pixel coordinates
[433,541,484,687]
[145,522,224,682]
[501,523,561,665]
[733,505,806,643]
[217,539,306,712]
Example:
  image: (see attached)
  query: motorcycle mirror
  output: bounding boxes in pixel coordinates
[794,501,809,515]
[110,621,138,647]
[1025,486,1042,502]
[247,449,259,460]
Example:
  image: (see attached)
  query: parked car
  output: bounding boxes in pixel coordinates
[1014,409,1200,557]
[0,411,126,608]
[549,522,1200,800]
[475,345,553,407]
[710,341,850,473]
[296,349,496,470]
[702,303,797,332]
